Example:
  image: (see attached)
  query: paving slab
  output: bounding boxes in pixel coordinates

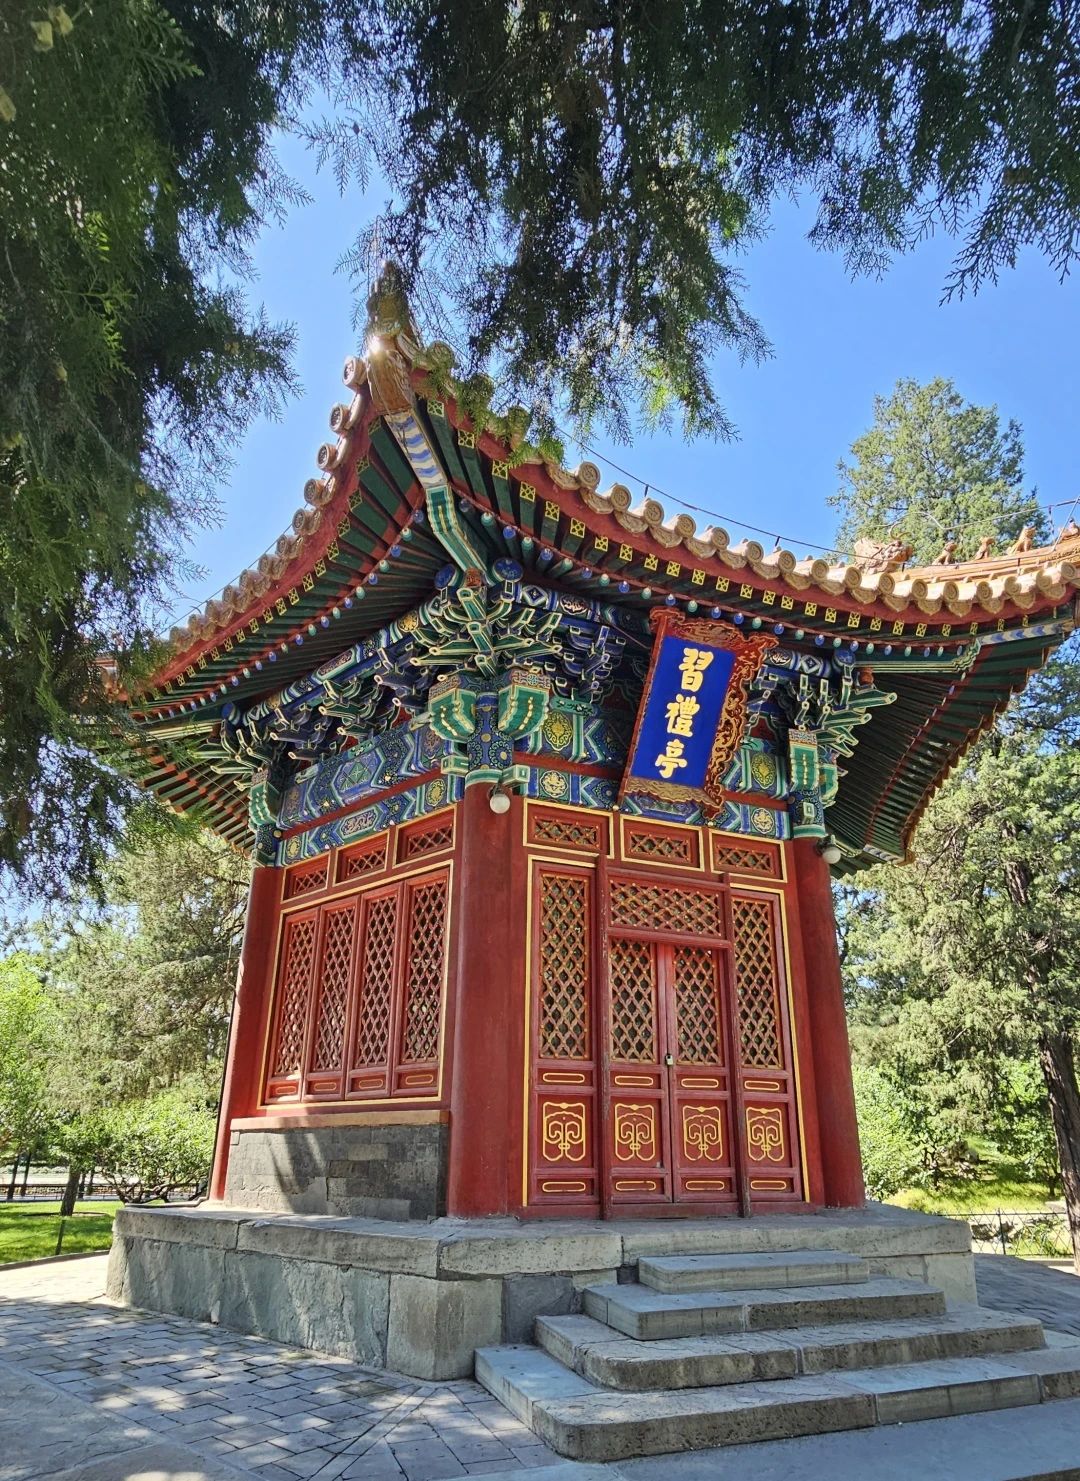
[0,1255,563,1479]
[976,1255,1080,1338]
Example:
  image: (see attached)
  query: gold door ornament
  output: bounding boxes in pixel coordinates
[614,1102,658,1162]
[541,1101,587,1163]
[682,1104,724,1162]
[745,1105,785,1162]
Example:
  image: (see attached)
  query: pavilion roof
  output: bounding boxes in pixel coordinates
[115,310,1079,866]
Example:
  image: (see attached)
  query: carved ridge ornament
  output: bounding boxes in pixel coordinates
[620,611,778,813]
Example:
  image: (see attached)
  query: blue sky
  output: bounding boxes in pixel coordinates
[170,130,1079,624]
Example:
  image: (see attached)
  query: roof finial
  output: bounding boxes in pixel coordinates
[362,261,420,416]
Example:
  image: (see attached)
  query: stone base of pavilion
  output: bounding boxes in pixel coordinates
[106,1202,975,1381]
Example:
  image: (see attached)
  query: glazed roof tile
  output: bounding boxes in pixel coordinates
[156,339,1080,673]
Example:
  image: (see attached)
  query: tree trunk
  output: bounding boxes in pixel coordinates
[1037,1031,1080,1273]
[5,1157,18,1202]
[20,1151,31,1195]
[59,1165,80,1219]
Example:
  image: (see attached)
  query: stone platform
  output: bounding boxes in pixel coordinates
[108,1203,976,1381]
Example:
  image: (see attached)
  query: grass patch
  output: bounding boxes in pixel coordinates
[890,1146,1055,1215]
[0,1201,120,1264]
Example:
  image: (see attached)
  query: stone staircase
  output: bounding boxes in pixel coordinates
[475,1248,1080,1462]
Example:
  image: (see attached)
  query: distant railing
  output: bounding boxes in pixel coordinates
[960,1209,1072,1259]
[5,1183,201,1204]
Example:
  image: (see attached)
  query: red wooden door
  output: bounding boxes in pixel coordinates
[600,869,742,1212]
[664,942,741,1207]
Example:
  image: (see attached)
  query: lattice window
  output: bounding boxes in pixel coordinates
[401,818,454,860]
[339,839,387,882]
[609,879,721,937]
[272,915,318,1075]
[530,814,603,852]
[625,826,697,866]
[284,859,328,900]
[400,879,448,1063]
[732,896,783,1068]
[354,894,399,1068]
[674,946,723,1065]
[711,839,780,879]
[609,938,657,1062]
[310,905,356,1072]
[538,872,590,1060]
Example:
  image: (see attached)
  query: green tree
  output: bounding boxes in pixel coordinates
[851,1063,928,1201]
[989,1058,1061,1198]
[73,1082,217,1204]
[41,824,249,1112]
[0,956,57,1194]
[830,378,1045,564]
[842,649,1080,1268]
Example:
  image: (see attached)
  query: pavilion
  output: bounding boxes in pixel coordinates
[104,274,1079,1393]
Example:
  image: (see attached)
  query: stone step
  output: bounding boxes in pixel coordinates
[535,1306,1046,1390]
[638,1248,870,1294]
[474,1342,1080,1462]
[582,1275,946,1340]
[587,1397,1080,1481]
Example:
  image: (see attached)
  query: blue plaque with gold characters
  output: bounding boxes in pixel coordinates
[621,612,778,812]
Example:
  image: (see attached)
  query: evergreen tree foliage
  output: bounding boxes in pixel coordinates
[0,1,369,898]
[830,378,1045,564]
[333,1,1080,441]
[842,645,1080,1268]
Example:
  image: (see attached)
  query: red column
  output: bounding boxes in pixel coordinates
[445,785,526,1216]
[791,839,865,1208]
[208,862,280,1202]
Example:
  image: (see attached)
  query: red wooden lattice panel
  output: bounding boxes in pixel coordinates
[732,895,783,1068]
[609,937,657,1063]
[310,904,356,1072]
[400,818,454,861]
[338,839,387,882]
[609,879,722,937]
[530,813,604,853]
[711,838,781,879]
[538,871,590,1060]
[624,824,698,867]
[400,878,448,1064]
[284,859,328,900]
[272,915,318,1076]
[673,945,723,1065]
[353,893,399,1068]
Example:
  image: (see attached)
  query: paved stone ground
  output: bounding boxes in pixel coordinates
[975,1254,1080,1337]
[2,1252,1079,1481]
[0,1256,560,1480]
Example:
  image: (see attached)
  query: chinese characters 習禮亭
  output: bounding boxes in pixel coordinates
[654,646,714,780]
